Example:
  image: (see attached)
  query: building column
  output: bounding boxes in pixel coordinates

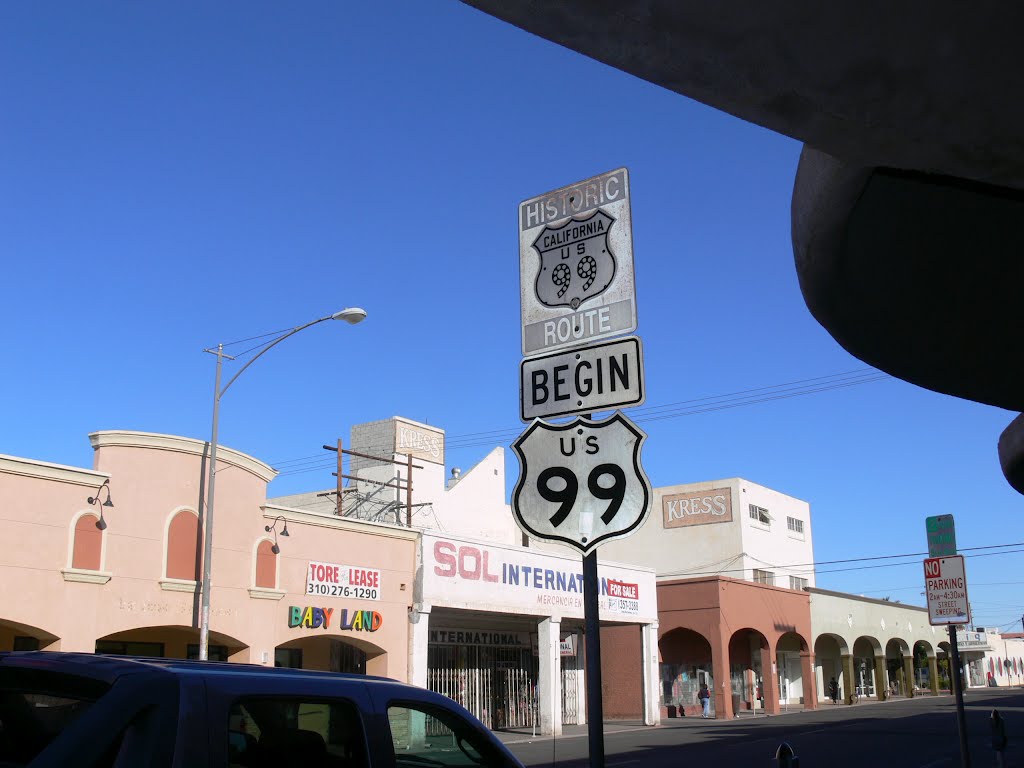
[903,656,916,697]
[408,605,431,690]
[760,644,780,715]
[572,637,586,726]
[641,622,660,725]
[928,656,939,695]
[800,651,817,710]
[841,654,855,704]
[712,629,732,719]
[874,655,888,700]
[538,617,562,736]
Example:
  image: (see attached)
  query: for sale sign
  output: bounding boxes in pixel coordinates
[923,555,970,625]
[306,561,381,601]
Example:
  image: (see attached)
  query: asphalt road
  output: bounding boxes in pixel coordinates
[502,688,1024,768]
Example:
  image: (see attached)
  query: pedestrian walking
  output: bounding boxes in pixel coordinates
[828,676,840,704]
[698,682,711,718]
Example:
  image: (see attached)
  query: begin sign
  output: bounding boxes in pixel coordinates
[923,555,970,625]
[520,336,645,421]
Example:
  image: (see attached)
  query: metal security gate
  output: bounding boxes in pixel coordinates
[561,657,580,724]
[428,644,536,730]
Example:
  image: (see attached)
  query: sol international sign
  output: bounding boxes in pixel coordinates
[923,555,971,625]
[519,168,636,356]
[663,487,733,528]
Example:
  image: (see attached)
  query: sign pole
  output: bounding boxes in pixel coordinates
[948,625,971,767]
[583,550,605,768]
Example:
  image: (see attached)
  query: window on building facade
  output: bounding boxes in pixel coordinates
[166,510,200,581]
[753,569,774,585]
[187,644,228,661]
[95,640,165,657]
[789,576,808,591]
[71,513,103,571]
[255,539,278,589]
[787,516,804,534]
[748,505,770,525]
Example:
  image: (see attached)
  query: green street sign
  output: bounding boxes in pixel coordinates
[926,514,957,557]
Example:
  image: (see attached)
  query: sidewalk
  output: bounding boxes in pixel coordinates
[492,694,952,745]
[492,721,653,746]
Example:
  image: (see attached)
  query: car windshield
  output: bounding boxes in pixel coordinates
[0,667,109,766]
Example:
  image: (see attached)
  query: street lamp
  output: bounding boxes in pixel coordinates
[197,307,367,660]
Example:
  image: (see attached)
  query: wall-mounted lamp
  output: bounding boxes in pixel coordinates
[87,480,114,530]
[264,516,290,554]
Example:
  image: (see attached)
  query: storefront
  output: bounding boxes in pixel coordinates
[0,431,417,682]
[410,531,659,735]
[657,576,816,719]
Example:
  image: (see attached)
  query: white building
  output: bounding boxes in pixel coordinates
[957,628,1024,688]
[599,477,815,589]
[270,416,660,734]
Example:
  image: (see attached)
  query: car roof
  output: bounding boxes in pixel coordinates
[0,651,399,689]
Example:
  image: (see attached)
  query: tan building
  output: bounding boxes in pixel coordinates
[0,431,417,678]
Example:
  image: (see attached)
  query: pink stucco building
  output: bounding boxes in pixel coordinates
[0,430,417,678]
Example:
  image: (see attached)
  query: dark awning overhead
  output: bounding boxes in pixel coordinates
[461,1,1024,493]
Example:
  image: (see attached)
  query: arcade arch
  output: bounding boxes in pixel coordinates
[95,624,247,662]
[0,619,59,652]
[726,628,771,714]
[275,635,387,676]
[776,631,813,706]
[885,637,912,697]
[814,633,849,703]
[658,627,714,717]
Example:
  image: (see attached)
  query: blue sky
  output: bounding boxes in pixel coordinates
[2,2,1020,630]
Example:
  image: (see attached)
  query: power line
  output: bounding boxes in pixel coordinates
[269,367,890,472]
[659,541,1024,579]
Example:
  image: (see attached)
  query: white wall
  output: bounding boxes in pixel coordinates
[810,588,942,652]
[598,478,745,579]
[433,448,519,545]
[269,417,519,545]
[598,477,815,589]
[738,480,816,588]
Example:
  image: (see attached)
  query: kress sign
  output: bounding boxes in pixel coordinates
[662,488,733,528]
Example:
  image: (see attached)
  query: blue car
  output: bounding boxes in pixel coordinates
[0,652,525,768]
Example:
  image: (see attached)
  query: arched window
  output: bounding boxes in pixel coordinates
[254,539,277,589]
[166,510,200,581]
[71,513,103,571]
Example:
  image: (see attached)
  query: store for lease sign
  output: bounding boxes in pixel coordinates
[306,561,381,600]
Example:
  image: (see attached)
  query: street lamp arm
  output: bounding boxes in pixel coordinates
[218,315,332,399]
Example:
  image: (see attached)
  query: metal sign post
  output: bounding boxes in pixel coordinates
[511,411,650,768]
[923,553,971,767]
[948,625,971,768]
[582,549,604,767]
[516,169,647,768]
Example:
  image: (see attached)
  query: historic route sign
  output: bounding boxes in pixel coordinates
[511,411,651,553]
[519,168,637,356]
[925,514,957,557]
[924,555,971,626]
[520,336,645,422]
